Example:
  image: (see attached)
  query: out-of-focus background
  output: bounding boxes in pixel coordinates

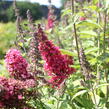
[0,0,66,57]
[0,0,62,23]
[0,0,65,74]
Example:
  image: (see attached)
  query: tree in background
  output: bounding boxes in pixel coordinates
[6,2,42,21]
[0,1,42,22]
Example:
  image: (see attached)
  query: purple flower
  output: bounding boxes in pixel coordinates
[5,49,33,80]
[46,7,55,30]
[18,95,23,100]
[0,77,35,108]
[0,102,4,108]
[37,26,76,87]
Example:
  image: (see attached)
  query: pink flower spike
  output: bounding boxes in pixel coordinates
[37,26,76,88]
[79,17,86,21]
[18,95,23,100]
[46,7,55,30]
[5,49,33,80]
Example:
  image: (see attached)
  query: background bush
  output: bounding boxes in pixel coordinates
[6,2,42,21]
[0,1,60,22]
[0,22,16,59]
[0,1,42,22]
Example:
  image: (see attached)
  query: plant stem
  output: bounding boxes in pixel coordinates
[97,0,101,83]
[57,99,60,109]
[104,69,109,101]
[103,9,109,101]
[56,30,64,49]
[103,10,107,54]
[90,82,98,107]
[71,0,80,63]
[92,89,97,107]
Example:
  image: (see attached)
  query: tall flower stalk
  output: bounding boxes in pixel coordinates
[5,49,34,80]
[27,10,41,73]
[97,0,101,83]
[71,0,98,106]
[103,9,109,102]
[37,25,75,87]
[71,0,80,63]
[13,0,27,53]
[46,5,55,30]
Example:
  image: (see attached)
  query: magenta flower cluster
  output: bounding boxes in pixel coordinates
[0,77,35,108]
[38,26,75,87]
[5,49,33,80]
[46,8,55,29]
[0,48,36,108]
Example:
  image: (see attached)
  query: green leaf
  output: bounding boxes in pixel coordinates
[59,101,72,109]
[61,9,72,17]
[89,5,97,11]
[60,49,76,56]
[72,79,81,87]
[63,23,73,31]
[85,47,99,54]
[92,0,99,4]
[77,20,102,29]
[63,15,79,31]
[74,14,79,24]
[89,91,100,105]
[105,1,109,9]
[78,30,97,38]
[94,83,109,89]
[72,90,88,100]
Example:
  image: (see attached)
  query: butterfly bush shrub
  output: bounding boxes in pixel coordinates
[46,6,55,29]
[5,49,34,80]
[1,0,109,108]
[37,25,75,87]
[0,77,35,108]
[0,49,36,109]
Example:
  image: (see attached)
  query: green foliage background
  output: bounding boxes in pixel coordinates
[6,2,42,21]
[1,0,109,109]
[0,1,42,22]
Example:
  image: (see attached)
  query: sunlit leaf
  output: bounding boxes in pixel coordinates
[77,20,102,29]
[78,30,97,38]
[72,90,88,100]
[60,49,77,56]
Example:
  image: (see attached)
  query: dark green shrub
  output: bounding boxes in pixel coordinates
[6,2,42,21]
